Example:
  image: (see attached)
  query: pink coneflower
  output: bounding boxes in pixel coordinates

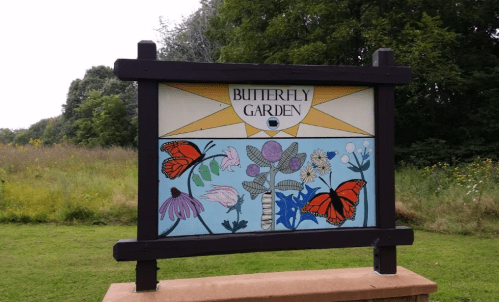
[159,187,204,221]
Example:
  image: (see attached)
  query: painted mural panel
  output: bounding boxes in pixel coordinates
[158,83,375,237]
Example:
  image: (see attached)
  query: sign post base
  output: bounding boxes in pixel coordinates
[103,266,436,302]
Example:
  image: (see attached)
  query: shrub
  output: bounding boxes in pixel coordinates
[63,205,95,222]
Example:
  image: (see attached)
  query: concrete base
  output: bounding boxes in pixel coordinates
[103,266,436,302]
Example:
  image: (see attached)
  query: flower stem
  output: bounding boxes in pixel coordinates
[291,185,305,230]
[352,152,368,228]
[185,154,224,234]
[233,210,240,234]
[295,220,303,230]
[159,218,180,237]
[196,212,213,234]
[269,163,277,231]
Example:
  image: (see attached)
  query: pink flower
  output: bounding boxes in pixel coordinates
[159,187,204,221]
[202,185,239,207]
[221,146,240,172]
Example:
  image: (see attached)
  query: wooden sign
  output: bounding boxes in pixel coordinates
[113,41,413,291]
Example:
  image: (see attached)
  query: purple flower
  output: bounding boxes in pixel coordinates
[202,185,239,207]
[159,187,204,221]
[289,157,301,171]
[261,141,283,162]
[221,146,240,172]
[246,164,260,177]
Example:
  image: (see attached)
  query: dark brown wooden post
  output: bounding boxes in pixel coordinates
[135,40,159,291]
[373,48,397,275]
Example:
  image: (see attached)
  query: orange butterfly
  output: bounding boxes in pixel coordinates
[160,141,214,179]
[301,175,366,227]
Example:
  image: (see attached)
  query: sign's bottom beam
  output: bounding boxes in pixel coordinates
[114,226,413,261]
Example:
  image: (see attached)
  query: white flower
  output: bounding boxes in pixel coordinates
[357,148,362,153]
[300,163,316,183]
[316,161,331,175]
[368,148,373,154]
[340,154,350,164]
[311,149,328,166]
[345,142,355,153]
[363,140,370,148]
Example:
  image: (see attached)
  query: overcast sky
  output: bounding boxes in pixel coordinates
[0,0,202,130]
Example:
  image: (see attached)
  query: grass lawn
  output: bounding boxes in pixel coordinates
[0,224,498,302]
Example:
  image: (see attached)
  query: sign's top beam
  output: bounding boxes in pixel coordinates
[114,59,412,85]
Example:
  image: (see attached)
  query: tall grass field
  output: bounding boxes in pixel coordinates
[1,143,498,236]
[0,143,138,225]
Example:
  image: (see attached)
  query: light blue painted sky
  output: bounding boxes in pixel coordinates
[158,138,376,236]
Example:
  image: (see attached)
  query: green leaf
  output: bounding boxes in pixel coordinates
[246,145,271,167]
[237,220,248,230]
[254,172,269,185]
[276,142,298,171]
[242,181,268,199]
[192,173,204,186]
[275,180,303,191]
[347,166,361,173]
[209,159,219,175]
[198,164,211,181]
[221,220,232,231]
[279,152,306,174]
[360,160,370,171]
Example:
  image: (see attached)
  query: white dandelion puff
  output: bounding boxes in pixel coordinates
[340,154,350,164]
[345,142,356,154]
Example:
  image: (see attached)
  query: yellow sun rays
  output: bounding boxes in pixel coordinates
[161,83,372,138]
[301,108,370,135]
[166,83,231,105]
[164,107,243,137]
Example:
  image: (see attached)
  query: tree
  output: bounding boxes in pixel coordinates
[63,66,115,122]
[27,119,50,140]
[156,0,223,62]
[3,119,51,145]
[61,66,137,139]
[41,116,64,145]
[209,0,499,164]
[0,128,16,144]
[13,130,31,145]
[72,90,135,147]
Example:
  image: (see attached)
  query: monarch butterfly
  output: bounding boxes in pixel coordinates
[160,140,215,179]
[301,173,366,226]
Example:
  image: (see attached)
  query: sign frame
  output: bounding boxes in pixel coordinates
[113,41,413,291]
